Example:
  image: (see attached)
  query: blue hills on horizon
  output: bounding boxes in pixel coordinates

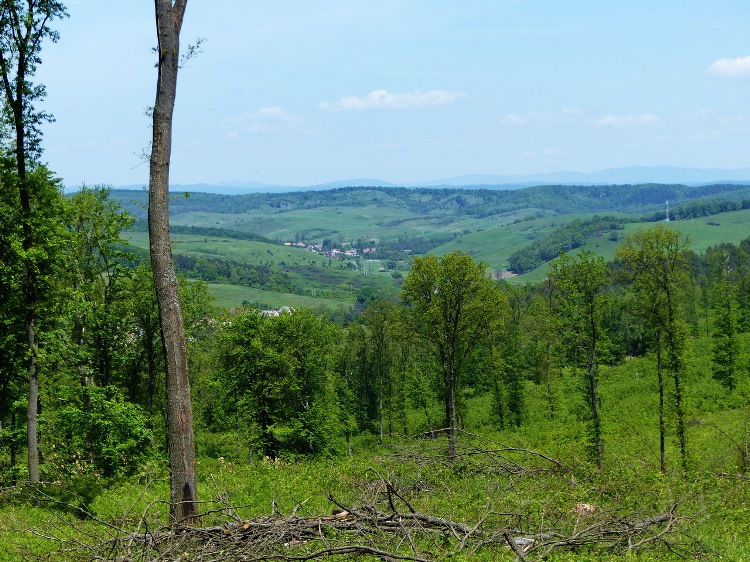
[104,165,750,195]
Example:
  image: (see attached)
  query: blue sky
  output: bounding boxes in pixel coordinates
[39,1,750,187]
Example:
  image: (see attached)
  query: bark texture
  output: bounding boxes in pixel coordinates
[149,0,198,522]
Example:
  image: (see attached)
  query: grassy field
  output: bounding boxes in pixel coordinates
[488,209,750,283]
[431,213,594,271]
[168,204,541,245]
[124,230,401,308]
[207,283,356,310]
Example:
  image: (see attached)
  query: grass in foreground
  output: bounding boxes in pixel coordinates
[2,433,748,561]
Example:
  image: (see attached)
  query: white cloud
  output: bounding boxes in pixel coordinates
[221,107,301,133]
[320,89,464,111]
[708,56,750,78]
[588,114,660,127]
[500,109,581,127]
[501,113,528,125]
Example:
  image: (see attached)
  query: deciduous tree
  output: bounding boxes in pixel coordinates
[64,185,134,387]
[0,0,67,482]
[362,300,398,441]
[401,251,505,456]
[550,250,610,469]
[707,247,741,392]
[217,309,340,458]
[616,225,692,470]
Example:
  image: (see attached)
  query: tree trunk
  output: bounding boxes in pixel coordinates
[15,72,40,484]
[146,328,157,412]
[587,354,602,470]
[149,0,198,523]
[656,330,665,473]
[545,340,555,419]
[448,366,458,457]
[378,374,383,443]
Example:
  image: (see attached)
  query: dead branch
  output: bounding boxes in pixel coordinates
[531,507,682,558]
[8,471,691,562]
[503,532,530,561]
[386,429,563,475]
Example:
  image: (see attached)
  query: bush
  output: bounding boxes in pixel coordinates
[42,385,154,479]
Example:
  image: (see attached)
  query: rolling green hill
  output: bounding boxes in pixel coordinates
[114,184,750,307]
[123,230,401,309]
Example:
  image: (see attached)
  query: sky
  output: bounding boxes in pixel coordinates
[37,1,750,188]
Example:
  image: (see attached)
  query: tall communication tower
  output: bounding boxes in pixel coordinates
[665,200,670,222]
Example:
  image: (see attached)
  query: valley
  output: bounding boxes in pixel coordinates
[116,184,750,307]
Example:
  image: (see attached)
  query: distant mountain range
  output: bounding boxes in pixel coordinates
[105,166,750,195]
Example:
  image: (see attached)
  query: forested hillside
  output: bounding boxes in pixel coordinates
[112,182,750,222]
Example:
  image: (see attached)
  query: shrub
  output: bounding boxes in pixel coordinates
[42,385,154,479]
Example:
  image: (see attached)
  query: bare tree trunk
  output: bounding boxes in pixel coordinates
[587,353,602,470]
[656,330,665,473]
[448,366,458,457]
[149,0,198,523]
[23,197,40,482]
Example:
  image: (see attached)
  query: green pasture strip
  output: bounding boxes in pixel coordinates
[170,205,419,243]
[622,209,750,252]
[430,212,619,271]
[207,283,353,310]
[170,205,504,245]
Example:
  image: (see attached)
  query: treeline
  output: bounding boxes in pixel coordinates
[173,253,296,293]
[127,219,274,243]
[366,234,453,261]
[508,215,625,273]
[643,198,750,222]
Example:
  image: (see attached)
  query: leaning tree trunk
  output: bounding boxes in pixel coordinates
[149,0,198,523]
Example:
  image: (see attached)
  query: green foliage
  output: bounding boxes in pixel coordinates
[173,252,297,292]
[216,308,342,458]
[63,184,136,387]
[508,215,625,273]
[616,225,693,469]
[42,385,153,478]
[550,250,611,467]
[707,249,744,392]
[643,196,750,222]
[401,251,507,452]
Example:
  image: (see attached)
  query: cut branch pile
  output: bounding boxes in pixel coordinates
[489,505,687,560]
[8,445,699,562]
[43,487,688,561]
